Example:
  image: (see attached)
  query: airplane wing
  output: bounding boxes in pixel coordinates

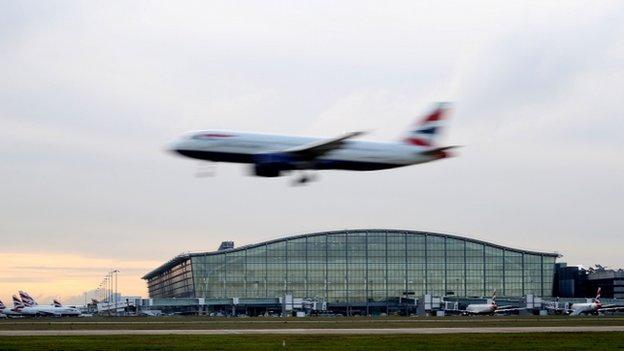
[283,131,366,159]
[494,307,528,313]
[545,306,569,313]
[599,306,624,313]
[600,303,624,308]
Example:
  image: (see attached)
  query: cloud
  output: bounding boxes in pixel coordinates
[0,252,160,303]
[0,0,623,304]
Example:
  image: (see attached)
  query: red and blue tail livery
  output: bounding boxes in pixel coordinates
[403,102,450,147]
[12,295,24,309]
[18,291,37,306]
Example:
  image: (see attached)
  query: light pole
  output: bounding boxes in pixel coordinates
[112,269,119,316]
[92,269,120,316]
[104,275,110,316]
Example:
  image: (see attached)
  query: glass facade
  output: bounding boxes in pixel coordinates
[144,230,558,301]
[145,258,194,298]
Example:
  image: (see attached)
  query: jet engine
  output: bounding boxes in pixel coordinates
[253,163,282,177]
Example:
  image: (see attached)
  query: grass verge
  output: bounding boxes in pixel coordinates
[2,316,624,330]
[1,333,623,350]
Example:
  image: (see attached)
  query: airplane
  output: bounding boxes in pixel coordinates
[448,290,526,315]
[567,288,624,316]
[169,103,458,183]
[0,299,22,318]
[20,291,68,309]
[12,294,81,317]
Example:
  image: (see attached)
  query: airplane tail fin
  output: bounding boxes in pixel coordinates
[492,289,497,305]
[12,295,24,309]
[595,287,601,303]
[401,102,451,148]
[0,300,5,309]
[53,299,62,307]
[18,291,37,306]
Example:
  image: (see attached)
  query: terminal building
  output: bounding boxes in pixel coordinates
[554,263,624,299]
[142,229,558,315]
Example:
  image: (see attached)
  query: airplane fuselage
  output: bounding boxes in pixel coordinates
[19,305,81,317]
[464,303,497,315]
[0,308,22,317]
[569,302,601,315]
[171,131,445,174]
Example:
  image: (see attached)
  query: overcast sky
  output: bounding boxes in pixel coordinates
[1,1,623,303]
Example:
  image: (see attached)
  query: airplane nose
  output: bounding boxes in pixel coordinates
[167,139,201,159]
[166,139,187,155]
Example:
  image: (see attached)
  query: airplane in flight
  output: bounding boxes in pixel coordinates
[449,290,526,315]
[169,103,457,183]
[13,294,81,317]
[567,288,624,315]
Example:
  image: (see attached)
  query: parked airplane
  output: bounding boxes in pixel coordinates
[449,290,526,315]
[18,291,37,306]
[568,288,624,315]
[169,103,457,183]
[0,300,22,318]
[20,291,68,309]
[12,295,81,317]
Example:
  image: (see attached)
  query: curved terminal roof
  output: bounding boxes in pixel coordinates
[142,229,560,280]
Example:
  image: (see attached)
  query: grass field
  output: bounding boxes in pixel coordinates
[1,333,623,350]
[1,315,624,330]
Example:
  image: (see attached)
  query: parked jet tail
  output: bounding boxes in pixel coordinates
[402,102,451,148]
[18,291,37,306]
[0,300,5,309]
[12,295,24,309]
[53,299,62,307]
[595,287,602,304]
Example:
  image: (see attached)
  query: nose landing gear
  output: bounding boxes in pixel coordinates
[195,162,216,177]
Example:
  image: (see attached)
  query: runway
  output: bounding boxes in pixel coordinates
[2,326,624,336]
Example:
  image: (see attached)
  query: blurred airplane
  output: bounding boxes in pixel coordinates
[449,290,526,315]
[170,103,457,183]
[568,288,624,315]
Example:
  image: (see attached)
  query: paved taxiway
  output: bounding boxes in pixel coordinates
[2,326,624,336]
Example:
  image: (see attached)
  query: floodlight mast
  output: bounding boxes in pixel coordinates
[112,269,120,316]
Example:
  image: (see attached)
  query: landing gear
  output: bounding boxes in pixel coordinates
[291,171,317,185]
[195,162,216,177]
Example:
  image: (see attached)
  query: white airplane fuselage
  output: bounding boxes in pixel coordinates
[464,303,497,315]
[0,308,22,317]
[171,131,445,173]
[569,302,601,315]
[19,305,81,317]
